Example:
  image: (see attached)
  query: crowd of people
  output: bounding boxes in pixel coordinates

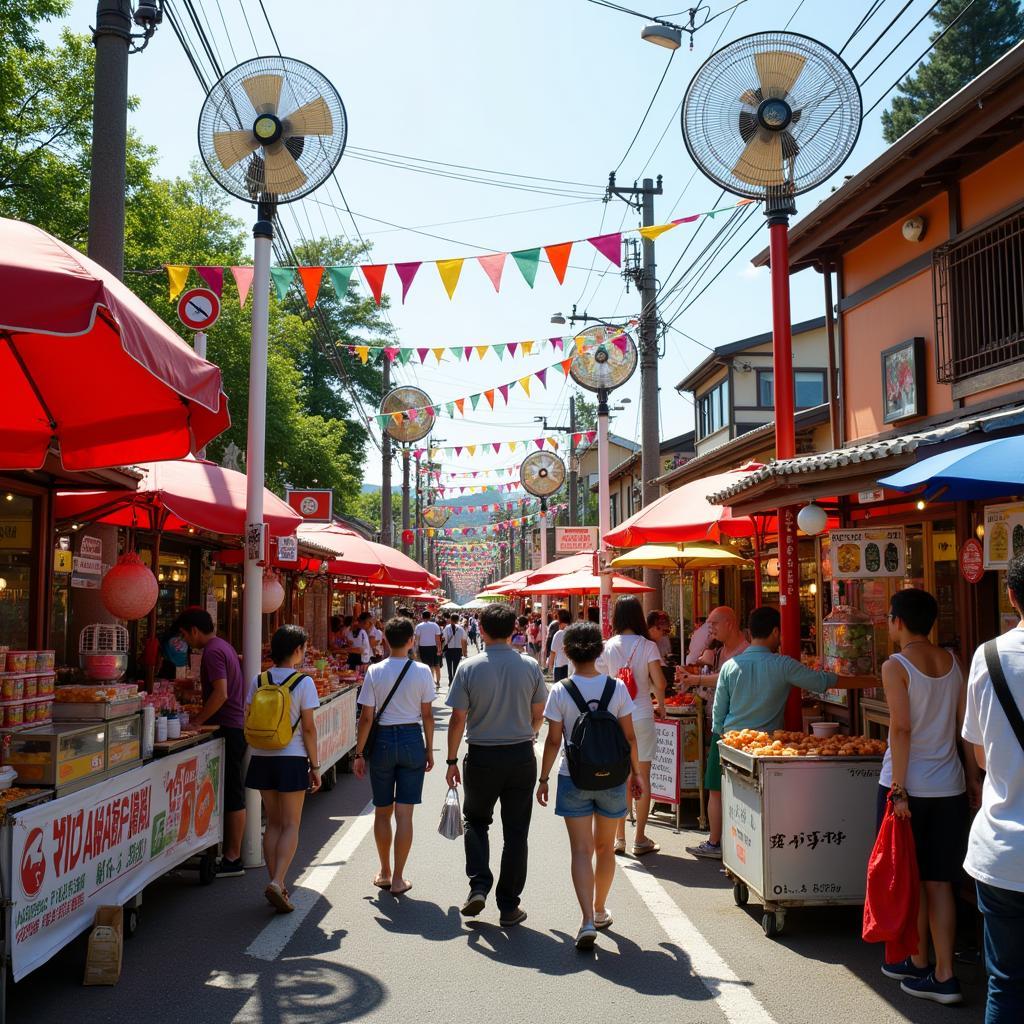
[168,561,1024,1019]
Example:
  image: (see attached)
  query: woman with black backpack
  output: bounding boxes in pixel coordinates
[536,622,644,950]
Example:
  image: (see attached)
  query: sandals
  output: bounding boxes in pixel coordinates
[575,923,598,951]
[631,838,660,857]
[594,910,613,930]
[613,838,627,856]
[265,882,294,913]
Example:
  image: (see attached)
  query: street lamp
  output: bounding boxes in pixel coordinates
[641,24,682,49]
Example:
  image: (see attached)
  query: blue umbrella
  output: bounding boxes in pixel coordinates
[878,436,1024,500]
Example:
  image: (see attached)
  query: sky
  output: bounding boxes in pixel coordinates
[48,0,945,489]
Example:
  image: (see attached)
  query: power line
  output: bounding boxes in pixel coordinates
[839,0,887,55]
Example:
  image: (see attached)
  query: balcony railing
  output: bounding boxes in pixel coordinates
[934,205,1024,385]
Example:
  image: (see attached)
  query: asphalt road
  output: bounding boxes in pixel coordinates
[9,703,988,1024]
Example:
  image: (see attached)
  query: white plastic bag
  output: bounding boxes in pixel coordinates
[438,786,463,840]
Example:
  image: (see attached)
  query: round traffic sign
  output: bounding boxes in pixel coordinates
[177,287,221,331]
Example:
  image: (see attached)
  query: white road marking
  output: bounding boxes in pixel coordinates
[206,970,259,990]
[245,800,376,962]
[619,857,780,1024]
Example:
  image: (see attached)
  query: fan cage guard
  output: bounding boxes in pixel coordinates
[79,623,131,655]
[198,55,347,204]
[682,31,862,201]
[380,386,435,443]
[422,505,451,528]
[569,327,638,394]
[520,452,567,498]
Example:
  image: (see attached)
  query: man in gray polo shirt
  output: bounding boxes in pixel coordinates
[446,603,547,927]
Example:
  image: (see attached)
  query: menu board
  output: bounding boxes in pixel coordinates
[983,501,1024,570]
[828,527,906,580]
[651,719,680,804]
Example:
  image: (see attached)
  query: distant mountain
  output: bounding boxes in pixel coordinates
[361,484,401,495]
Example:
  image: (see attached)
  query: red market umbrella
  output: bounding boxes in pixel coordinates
[297,523,439,589]
[56,457,302,538]
[0,218,230,470]
[523,551,596,586]
[520,571,655,596]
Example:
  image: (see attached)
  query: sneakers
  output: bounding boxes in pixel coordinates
[460,891,487,917]
[900,972,963,1005]
[881,956,931,981]
[686,840,722,860]
[631,838,660,857]
[217,857,245,878]
[499,907,528,927]
[575,923,598,951]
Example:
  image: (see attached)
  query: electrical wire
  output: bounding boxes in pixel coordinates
[856,1,943,84]
[839,0,887,55]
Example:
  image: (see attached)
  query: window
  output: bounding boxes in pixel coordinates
[757,370,826,409]
[0,492,38,650]
[696,378,729,439]
[610,493,619,527]
[934,205,1024,386]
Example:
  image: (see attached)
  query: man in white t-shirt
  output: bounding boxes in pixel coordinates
[413,611,443,690]
[355,612,374,668]
[963,554,1024,1023]
[442,614,469,687]
[546,609,572,682]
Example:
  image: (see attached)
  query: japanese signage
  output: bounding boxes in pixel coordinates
[71,535,104,590]
[983,501,1024,570]
[285,489,333,523]
[959,538,985,584]
[554,526,598,554]
[10,741,223,981]
[314,687,358,771]
[650,719,680,804]
[828,526,906,580]
[277,535,299,563]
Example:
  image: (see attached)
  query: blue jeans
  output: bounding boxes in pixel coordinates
[368,724,427,807]
[976,880,1024,1024]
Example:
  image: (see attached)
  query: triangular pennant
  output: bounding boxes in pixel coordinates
[612,334,628,353]
[417,348,429,364]
[475,346,489,360]
[450,347,463,359]
[477,252,506,292]
[522,340,534,355]
[511,248,541,288]
[484,390,495,409]
[548,437,560,449]
[436,258,464,300]
[467,445,477,455]
[464,346,473,361]
[376,414,389,429]
[327,265,355,297]
[355,345,370,364]
[536,368,547,387]
[297,266,324,308]
[507,342,518,358]
[455,398,465,415]
[432,348,445,363]
[672,214,700,225]
[167,265,190,300]
[638,223,678,241]
[519,376,531,397]
[196,266,224,296]
[534,438,545,450]
[586,431,597,443]
[492,443,501,455]
[270,266,296,300]
[398,349,413,365]
[550,336,564,351]
[559,357,574,376]
[543,241,573,284]
[391,412,403,426]
[498,384,509,403]
[394,261,422,303]
[445,402,454,417]
[230,266,254,307]
[494,345,504,362]
[360,264,388,305]
[470,394,481,410]
[587,232,622,267]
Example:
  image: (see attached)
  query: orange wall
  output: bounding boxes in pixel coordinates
[960,141,1024,231]
[841,270,952,441]
[843,193,949,296]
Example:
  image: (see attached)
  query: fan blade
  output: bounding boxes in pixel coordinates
[213,129,260,170]
[754,51,806,99]
[262,143,308,194]
[242,73,283,115]
[282,96,333,137]
[738,110,758,144]
[780,129,800,161]
[732,133,784,187]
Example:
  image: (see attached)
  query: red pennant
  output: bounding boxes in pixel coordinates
[544,242,573,284]
[395,261,421,303]
[297,266,324,308]
[484,390,495,409]
[586,430,597,443]
[384,347,399,363]
[673,214,700,224]
[360,264,388,305]
[612,334,628,353]
[559,357,574,376]
[507,342,518,357]
[587,232,622,267]
[196,266,224,296]
[493,443,501,454]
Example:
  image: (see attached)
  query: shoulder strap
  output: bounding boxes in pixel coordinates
[984,639,1024,752]
[282,671,305,692]
[373,659,414,724]
[562,679,590,716]
[257,670,273,688]
[598,677,617,712]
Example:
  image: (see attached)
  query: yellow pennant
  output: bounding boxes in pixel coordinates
[355,345,370,364]
[475,345,489,360]
[547,437,558,449]
[575,336,586,353]
[436,258,464,300]
[518,376,531,397]
[467,445,477,456]
[391,412,403,426]
[521,340,534,355]
[166,265,190,300]
[638,222,679,241]
[432,347,445,363]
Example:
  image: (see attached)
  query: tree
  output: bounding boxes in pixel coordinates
[881,0,1024,143]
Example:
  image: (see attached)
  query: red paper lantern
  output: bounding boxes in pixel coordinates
[402,529,415,546]
[101,551,159,620]
[262,573,285,614]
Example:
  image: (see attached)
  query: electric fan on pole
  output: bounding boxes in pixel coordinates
[199,56,346,866]
[570,326,638,636]
[381,386,435,557]
[682,32,860,703]
[521,450,566,626]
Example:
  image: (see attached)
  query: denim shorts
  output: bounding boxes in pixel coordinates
[554,774,628,819]
[368,724,427,807]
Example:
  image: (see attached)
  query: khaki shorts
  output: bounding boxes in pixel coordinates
[632,716,656,762]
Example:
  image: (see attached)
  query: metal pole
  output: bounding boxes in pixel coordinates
[193,331,208,461]
[380,363,394,617]
[415,460,423,566]
[242,207,273,868]
[540,497,549,636]
[823,265,842,451]
[597,389,613,639]
[88,0,132,278]
[639,178,662,612]
[401,449,411,555]
[568,395,579,526]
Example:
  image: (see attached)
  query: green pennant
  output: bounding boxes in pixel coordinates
[376,414,389,429]
[270,266,296,300]
[470,393,481,410]
[494,344,504,361]
[705,209,718,218]
[327,266,355,296]
[450,347,463,360]
[398,349,413,365]
[511,248,541,288]
[445,402,455,418]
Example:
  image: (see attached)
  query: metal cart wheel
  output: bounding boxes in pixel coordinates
[321,765,337,792]
[124,905,141,938]
[732,882,749,907]
[761,911,785,938]
[198,847,218,885]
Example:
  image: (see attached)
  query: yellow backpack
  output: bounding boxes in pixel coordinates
[244,671,304,750]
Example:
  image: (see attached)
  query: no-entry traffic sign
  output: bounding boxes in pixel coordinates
[177,287,221,331]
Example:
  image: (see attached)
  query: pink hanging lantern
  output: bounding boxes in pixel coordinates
[101,550,159,620]
[262,572,285,614]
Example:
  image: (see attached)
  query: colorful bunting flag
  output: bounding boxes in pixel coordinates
[361,264,388,305]
[498,384,509,403]
[544,242,573,284]
[230,266,254,307]
[436,258,464,300]
[395,261,422,303]
[327,265,355,297]
[270,266,295,301]
[297,266,324,308]
[587,232,622,267]
[511,248,541,288]
[477,253,506,292]
[196,266,224,296]
[638,223,678,242]
[519,376,531,397]
[166,265,190,300]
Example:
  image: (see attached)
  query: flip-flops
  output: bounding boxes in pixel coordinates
[265,883,294,913]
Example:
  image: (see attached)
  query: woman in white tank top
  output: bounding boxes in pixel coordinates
[877,588,981,1006]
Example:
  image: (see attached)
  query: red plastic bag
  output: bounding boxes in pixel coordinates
[862,795,919,962]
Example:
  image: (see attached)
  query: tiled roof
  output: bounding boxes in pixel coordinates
[708,404,1024,504]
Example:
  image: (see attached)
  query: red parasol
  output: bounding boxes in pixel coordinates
[297,522,439,589]
[0,218,230,470]
[520,571,655,596]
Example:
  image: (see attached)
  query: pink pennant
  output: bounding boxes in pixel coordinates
[587,232,622,267]
[417,348,429,363]
[612,334,628,353]
[464,347,473,361]
[586,430,597,443]
[196,266,224,296]
[477,253,507,292]
[535,368,547,387]
[231,266,254,307]
[455,446,463,456]
[395,262,422,303]
[550,337,564,350]
[498,384,509,403]
[507,342,518,357]
[384,347,399,363]
[493,443,501,454]
[534,438,545,450]
[673,214,700,224]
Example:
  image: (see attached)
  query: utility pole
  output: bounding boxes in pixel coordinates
[87,1,161,278]
[609,172,663,611]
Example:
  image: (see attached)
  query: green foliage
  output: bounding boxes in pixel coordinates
[350,489,402,537]
[881,0,1024,143]
[572,390,598,432]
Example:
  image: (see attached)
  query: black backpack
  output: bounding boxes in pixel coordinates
[563,678,632,791]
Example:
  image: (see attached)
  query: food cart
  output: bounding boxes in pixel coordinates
[720,740,882,938]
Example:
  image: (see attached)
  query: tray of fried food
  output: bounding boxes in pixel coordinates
[722,728,886,761]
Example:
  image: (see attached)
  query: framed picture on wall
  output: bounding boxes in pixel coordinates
[881,336,926,424]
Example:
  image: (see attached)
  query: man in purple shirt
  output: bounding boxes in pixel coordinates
[176,608,247,877]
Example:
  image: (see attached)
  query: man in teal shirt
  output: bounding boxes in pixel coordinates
[688,605,875,860]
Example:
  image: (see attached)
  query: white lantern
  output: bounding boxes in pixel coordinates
[261,572,285,614]
[765,557,780,578]
[797,503,829,536]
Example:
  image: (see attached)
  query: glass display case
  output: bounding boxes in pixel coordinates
[821,605,876,707]
[4,721,107,787]
[106,713,142,768]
